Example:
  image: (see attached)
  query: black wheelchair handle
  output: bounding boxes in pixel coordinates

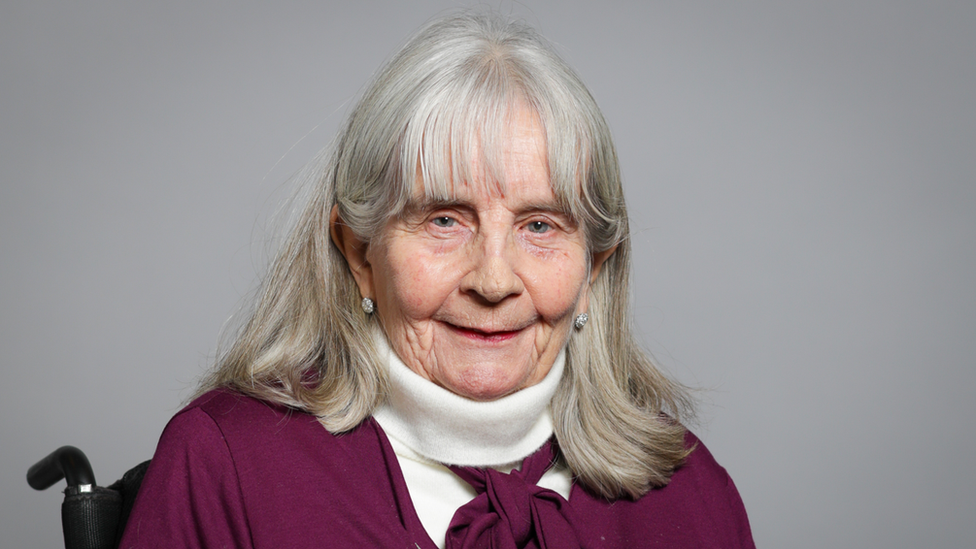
[27,445,97,490]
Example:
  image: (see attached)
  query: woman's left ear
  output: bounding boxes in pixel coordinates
[589,244,618,285]
[576,245,617,316]
[329,205,374,299]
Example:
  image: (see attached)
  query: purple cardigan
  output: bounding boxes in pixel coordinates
[119,390,754,548]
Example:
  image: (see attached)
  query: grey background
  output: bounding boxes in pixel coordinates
[3,1,974,547]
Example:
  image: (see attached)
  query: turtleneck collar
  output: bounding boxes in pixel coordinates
[371,329,563,467]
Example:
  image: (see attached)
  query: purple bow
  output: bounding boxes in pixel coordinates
[444,440,584,549]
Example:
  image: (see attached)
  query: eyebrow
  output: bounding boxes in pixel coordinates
[514,201,574,218]
[404,196,573,218]
[399,198,463,218]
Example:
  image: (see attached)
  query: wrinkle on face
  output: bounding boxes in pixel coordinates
[361,107,594,400]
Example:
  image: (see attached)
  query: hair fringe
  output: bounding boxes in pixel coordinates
[197,10,693,498]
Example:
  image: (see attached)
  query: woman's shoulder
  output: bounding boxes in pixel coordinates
[165,388,373,455]
[149,389,329,484]
[678,430,734,486]
[643,429,754,547]
[178,388,296,425]
[568,429,754,548]
[124,390,410,547]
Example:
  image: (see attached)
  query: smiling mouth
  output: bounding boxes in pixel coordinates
[445,323,524,343]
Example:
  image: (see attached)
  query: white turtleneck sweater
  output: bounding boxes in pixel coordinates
[370,332,573,549]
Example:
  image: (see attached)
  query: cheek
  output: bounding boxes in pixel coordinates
[525,252,590,319]
[380,246,458,320]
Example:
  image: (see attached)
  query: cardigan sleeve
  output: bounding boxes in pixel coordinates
[685,434,756,548]
[722,466,755,547]
[118,407,254,549]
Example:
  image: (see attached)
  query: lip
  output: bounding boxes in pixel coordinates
[443,322,525,343]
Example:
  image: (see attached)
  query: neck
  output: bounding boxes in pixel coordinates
[371,330,563,466]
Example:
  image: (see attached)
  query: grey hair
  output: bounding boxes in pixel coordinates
[201,11,692,499]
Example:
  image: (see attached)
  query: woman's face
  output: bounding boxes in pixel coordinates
[335,109,611,401]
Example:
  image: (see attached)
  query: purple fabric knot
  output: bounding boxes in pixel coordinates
[444,440,584,549]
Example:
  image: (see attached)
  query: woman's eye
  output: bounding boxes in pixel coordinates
[527,221,551,234]
[431,216,457,228]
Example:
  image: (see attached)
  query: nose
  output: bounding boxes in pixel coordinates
[460,232,524,303]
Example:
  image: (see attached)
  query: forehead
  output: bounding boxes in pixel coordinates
[409,106,562,208]
[410,172,558,213]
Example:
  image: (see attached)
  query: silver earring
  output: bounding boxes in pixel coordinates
[574,313,588,330]
[361,297,375,315]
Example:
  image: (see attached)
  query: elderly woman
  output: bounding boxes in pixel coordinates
[121,12,753,549]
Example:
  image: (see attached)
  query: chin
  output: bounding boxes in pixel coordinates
[442,364,536,402]
[457,386,517,402]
